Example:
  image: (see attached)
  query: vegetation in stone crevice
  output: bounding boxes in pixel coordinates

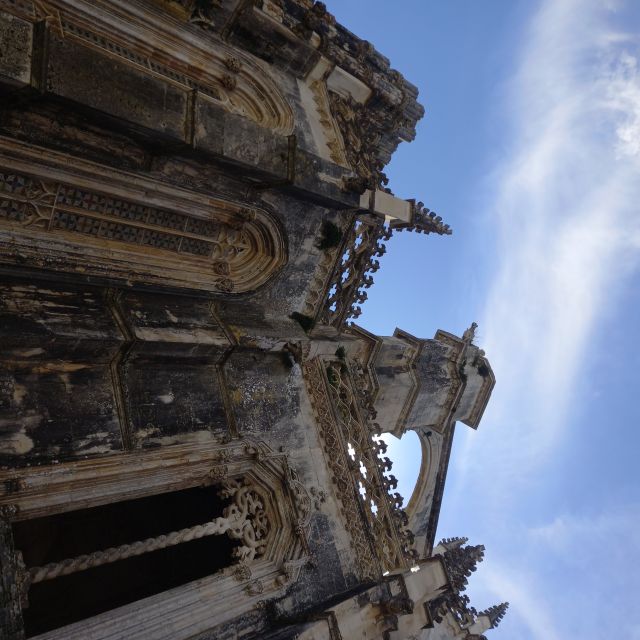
[477,363,490,378]
[458,360,468,384]
[290,312,315,332]
[316,220,343,250]
[326,366,338,386]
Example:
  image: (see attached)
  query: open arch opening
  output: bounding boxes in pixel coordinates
[378,430,421,508]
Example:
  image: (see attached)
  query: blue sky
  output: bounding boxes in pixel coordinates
[328,1,640,638]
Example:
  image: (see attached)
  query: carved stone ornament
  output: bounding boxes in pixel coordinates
[440,540,485,593]
[479,602,509,628]
[224,56,243,73]
[311,205,451,330]
[303,358,418,580]
[2,439,317,627]
[21,476,270,590]
[0,146,288,294]
[186,0,221,29]
[218,478,271,562]
[319,214,389,328]
[232,562,252,582]
[220,74,237,91]
[327,91,388,190]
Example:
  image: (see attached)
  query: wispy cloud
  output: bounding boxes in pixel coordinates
[473,562,562,640]
[525,504,640,637]
[529,504,640,561]
[441,2,640,638]
[463,502,640,640]
[453,0,640,497]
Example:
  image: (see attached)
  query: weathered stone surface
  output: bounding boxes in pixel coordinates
[46,33,190,141]
[0,103,149,171]
[0,512,24,640]
[0,11,32,89]
[0,282,124,467]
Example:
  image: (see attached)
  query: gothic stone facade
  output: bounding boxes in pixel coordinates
[0,1,506,638]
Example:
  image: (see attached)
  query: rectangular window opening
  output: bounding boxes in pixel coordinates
[12,485,237,637]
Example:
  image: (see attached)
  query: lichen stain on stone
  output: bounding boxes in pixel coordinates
[135,424,161,441]
[12,383,27,406]
[13,348,45,358]
[30,363,89,374]
[165,308,179,323]
[73,432,115,456]
[0,427,34,455]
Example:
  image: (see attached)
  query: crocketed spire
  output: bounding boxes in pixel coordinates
[435,536,469,552]
[478,602,509,628]
[441,541,485,592]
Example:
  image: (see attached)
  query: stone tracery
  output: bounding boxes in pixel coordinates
[31,1,296,136]
[303,356,417,578]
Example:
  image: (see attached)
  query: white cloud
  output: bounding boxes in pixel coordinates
[525,505,640,637]
[436,3,640,638]
[473,563,562,640]
[452,0,640,504]
[529,504,640,563]
[459,503,640,639]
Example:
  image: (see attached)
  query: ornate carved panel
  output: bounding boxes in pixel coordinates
[303,358,417,581]
[303,358,379,580]
[0,143,287,293]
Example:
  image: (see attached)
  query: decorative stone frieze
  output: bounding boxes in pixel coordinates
[0,142,288,294]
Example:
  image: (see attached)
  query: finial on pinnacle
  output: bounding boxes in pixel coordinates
[479,602,509,628]
[462,322,478,344]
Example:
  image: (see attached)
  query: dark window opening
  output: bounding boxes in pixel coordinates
[13,485,237,637]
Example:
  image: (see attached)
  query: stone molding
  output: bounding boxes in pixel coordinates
[389,328,425,436]
[0,138,288,294]
[3,0,295,136]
